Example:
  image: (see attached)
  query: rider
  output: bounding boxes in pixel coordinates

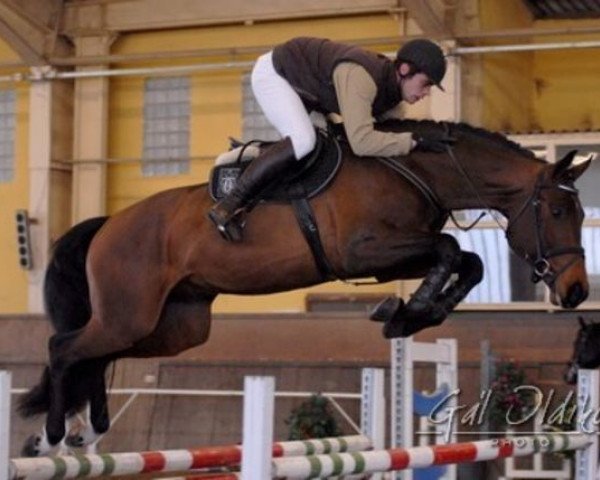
[209,36,453,242]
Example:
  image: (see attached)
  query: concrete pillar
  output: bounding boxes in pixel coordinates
[431,40,460,122]
[71,34,115,223]
[27,73,73,312]
[454,0,483,126]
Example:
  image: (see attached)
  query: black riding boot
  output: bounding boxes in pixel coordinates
[208,137,296,242]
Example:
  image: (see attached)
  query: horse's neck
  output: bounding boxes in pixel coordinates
[420,147,542,215]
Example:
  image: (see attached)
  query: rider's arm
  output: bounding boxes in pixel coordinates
[332,63,414,156]
[378,102,405,121]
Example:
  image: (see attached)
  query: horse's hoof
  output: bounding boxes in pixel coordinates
[65,434,84,448]
[383,318,412,338]
[21,434,43,457]
[65,420,103,448]
[383,307,449,339]
[370,297,404,323]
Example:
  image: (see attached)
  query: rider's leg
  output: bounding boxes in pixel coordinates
[208,51,316,242]
[208,137,296,241]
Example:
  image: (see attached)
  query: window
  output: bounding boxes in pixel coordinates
[142,77,190,176]
[0,89,16,183]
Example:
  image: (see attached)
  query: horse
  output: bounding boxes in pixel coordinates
[18,119,590,456]
[564,316,600,385]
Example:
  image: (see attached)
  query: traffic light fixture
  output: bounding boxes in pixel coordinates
[15,209,33,270]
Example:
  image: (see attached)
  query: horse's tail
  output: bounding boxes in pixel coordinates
[18,216,109,418]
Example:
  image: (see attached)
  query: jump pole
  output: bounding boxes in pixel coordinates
[271,433,591,479]
[8,435,372,480]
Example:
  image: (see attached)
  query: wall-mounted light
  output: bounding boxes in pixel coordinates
[15,209,33,270]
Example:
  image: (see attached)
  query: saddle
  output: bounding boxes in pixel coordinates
[209,129,342,203]
[208,129,342,279]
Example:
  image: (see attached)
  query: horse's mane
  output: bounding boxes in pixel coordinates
[377,119,540,162]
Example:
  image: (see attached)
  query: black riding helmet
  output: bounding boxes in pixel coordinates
[396,39,447,91]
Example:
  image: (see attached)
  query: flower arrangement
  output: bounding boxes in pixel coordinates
[487,359,536,431]
[285,394,342,440]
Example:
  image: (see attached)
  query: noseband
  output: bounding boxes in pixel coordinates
[505,176,585,286]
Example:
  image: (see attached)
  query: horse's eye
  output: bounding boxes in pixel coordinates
[552,207,564,218]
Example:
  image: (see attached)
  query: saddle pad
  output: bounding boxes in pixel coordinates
[209,129,342,203]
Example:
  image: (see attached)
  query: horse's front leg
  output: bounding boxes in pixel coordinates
[380,249,483,338]
[428,251,483,323]
[402,234,464,315]
[370,234,461,325]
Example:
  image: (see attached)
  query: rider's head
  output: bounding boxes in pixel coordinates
[395,39,447,104]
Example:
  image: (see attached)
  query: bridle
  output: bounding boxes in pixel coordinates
[505,174,584,286]
[439,121,584,287]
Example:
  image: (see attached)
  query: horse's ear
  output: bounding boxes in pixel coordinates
[569,156,592,181]
[551,150,577,180]
[551,150,591,183]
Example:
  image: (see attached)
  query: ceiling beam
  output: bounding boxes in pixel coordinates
[0,0,72,65]
[400,0,452,36]
[61,0,401,34]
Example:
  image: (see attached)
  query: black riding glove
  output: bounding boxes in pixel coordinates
[412,131,456,153]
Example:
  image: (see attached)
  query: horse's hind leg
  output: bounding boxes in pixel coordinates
[42,292,166,450]
[44,329,87,447]
[64,358,110,449]
[121,290,215,359]
[61,294,215,450]
[41,279,213,452]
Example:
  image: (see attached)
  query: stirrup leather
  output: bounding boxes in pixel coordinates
[208,207,246,242]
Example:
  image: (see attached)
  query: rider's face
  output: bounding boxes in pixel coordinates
[397,64,433,104]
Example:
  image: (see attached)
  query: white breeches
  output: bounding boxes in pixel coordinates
[251,51,317,159]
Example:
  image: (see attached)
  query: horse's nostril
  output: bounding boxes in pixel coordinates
[564,282,588,308]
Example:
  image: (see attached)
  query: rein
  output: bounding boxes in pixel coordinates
[375,156,445,220]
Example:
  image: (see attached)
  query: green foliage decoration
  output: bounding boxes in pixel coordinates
[487,359,536,431]
[285,394,342,440]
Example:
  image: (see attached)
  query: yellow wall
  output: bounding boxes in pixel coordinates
[476,2,600,133]
[479,0,535,131]
[532,19,600,131]
[0,39,29,312]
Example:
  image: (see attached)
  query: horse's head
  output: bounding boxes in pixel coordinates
[506,150,591,308]
[564,316,600,385]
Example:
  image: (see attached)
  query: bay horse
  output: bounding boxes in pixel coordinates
[19,119,590,456]
[564,316,600,385]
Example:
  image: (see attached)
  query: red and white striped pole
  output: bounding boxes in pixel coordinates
[271,434,591,479]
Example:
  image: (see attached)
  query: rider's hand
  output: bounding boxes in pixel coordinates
[412,131,456,153]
